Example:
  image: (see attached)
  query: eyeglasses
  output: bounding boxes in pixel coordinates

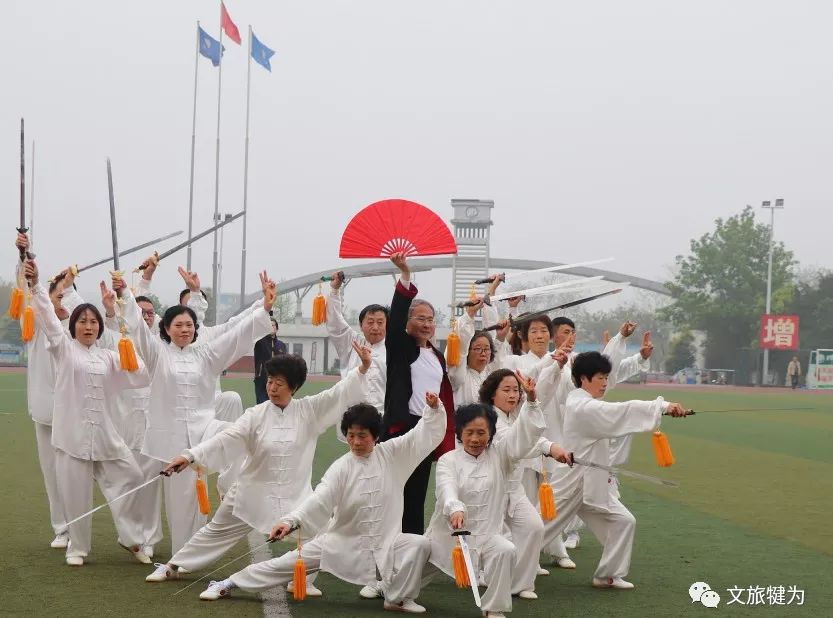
[141,309,155,317]
[410,316,435,325]
[470,347,491,354]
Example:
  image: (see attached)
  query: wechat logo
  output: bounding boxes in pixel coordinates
[690,582,721,608]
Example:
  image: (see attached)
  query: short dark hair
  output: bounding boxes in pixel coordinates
[468,331,496,363]
[552,316,576,332]
[340,403,382,439]
[571,351,612,387]
[454,403,497,445]
[135,295,153,305]
[265,354,307,392]
[179,288,208,304]
[68,304,105,340]
[520,315,553,342]
[159,305,199,343]
[359,304,389,325]
[48,279,61,295]
[270,318,278,329]
[478,368,519,406]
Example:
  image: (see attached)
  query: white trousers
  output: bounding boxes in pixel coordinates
[54,449,147,558]
[565,515,585,535]
[232,534,430,604]
[33,421,65,535]
[520,468,569,560]
[541,490,636,580]
[132,448,164,549]
[506,496,544,594]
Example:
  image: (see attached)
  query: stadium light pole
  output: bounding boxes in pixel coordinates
[761,198,784,385]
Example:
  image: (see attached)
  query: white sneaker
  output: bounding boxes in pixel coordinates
[384,599,426,613]
[592,577,635,590]
[146,563,177,582]
[564,532,580,549]
[200,580,234,600]
[178,566,191,575]
[119,542,152,564]
[555,556,577,569]
[66,556,84,566]
[142,545,154,559]
[482,612,506,618]
[286,581,322,597]
[360,580,384,599]
[536,566,550,576]
[51,533,69,549]
[518,590,538,599]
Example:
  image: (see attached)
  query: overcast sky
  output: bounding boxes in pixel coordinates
[3,1,831,321]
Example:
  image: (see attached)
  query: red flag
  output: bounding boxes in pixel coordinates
[221,3,241,45]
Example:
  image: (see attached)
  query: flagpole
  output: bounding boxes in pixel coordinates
[29,141,35,249]
[186,21,200,271]
[211,2,224,325]
[240,25,252,310]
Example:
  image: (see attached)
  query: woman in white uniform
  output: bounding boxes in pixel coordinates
[425,372,546,618]
[27,260,151,566]
[115,270,275,555]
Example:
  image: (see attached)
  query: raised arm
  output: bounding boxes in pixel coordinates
[30,278,69,355]
[384,393,448,476]
[204,271,275,375]
[309,353,370,435]
[385,253,417,357]
[495,373,546,464]
[326,271,361,362]
[116,282,162,373]
[570,396,666,441]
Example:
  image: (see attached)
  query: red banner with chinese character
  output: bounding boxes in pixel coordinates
[759,314,800,350]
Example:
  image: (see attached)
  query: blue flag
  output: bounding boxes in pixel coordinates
[251,31,276,72]
[198,26,224,67]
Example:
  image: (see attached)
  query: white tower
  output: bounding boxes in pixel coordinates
[450,199,494,313]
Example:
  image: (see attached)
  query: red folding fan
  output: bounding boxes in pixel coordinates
[339,199,457,258]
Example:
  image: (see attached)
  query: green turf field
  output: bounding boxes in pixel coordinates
[2,374,831,616]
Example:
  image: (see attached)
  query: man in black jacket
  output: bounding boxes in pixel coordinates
[253,318,287,403]
[383,252,455,536]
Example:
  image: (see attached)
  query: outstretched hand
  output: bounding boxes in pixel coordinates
[640,331,654,360]
[620,320,637,338]
[100,281,116,316]
[352,340,373,373]
[259,271,277,312]
[515,370,537,402]
[177,266,201,292]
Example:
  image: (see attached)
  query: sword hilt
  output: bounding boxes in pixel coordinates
[451,530,472,536]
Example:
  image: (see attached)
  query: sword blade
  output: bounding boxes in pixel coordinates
[140,210,244,269]
[19,118,25,230]
[572,457,680,488]
[106,158,120,271]
[61,474,163,530]
[489,276,604,302]
[76,230,184,273]
[482,288,624,331]
[457,535,482,607]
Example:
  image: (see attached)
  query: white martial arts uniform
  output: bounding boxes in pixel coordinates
[447,309,505,406]
[166,367,368,571]
[229,401,447,606]
[122,287,271,554]
[24,280,84,539]
[540,388,668,580]
[32,284,151,559]
[540,335,650,538]
[425,400,546,614]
